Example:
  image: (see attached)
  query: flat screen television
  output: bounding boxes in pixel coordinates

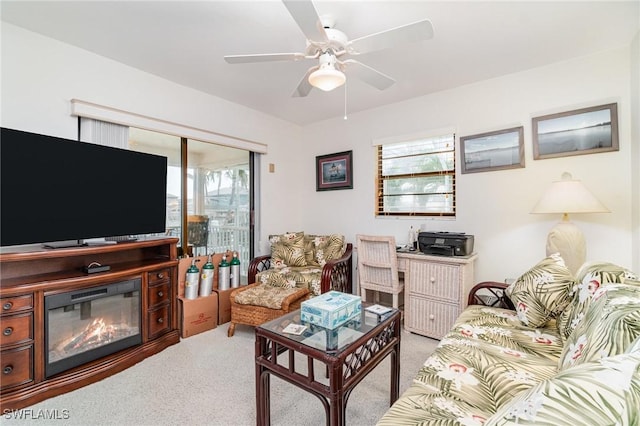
[1,127,168,248]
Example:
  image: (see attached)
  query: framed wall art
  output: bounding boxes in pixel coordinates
[460,126,525,174]
[532,103,618,160]
[316,150,353,191]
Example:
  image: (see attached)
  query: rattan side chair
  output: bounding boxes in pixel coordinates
[356,234,404,309]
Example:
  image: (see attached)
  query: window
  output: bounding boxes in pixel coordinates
[376,133,456,216]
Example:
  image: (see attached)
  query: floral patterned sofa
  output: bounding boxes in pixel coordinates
[378,255,640,425]
[247,232,352,296]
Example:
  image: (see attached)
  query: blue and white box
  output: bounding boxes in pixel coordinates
[301,291,362,329]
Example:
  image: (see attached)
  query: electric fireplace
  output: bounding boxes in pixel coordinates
[44,279,142,378]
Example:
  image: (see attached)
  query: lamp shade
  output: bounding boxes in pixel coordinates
[308,67,346,92]
[531,172,609,215]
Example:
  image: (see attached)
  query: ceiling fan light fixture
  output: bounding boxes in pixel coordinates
[308,66,346,91]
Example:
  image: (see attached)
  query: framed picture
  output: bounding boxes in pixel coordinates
[532,103,618,160]
[316,150,353,191]
[460,126,524,174]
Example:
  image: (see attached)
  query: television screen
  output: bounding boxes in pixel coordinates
[1,127,168,247]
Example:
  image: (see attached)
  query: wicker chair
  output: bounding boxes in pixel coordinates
[227,242,353,336]
[356,234,404,309]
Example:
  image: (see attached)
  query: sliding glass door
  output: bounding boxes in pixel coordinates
[129,129,251,284]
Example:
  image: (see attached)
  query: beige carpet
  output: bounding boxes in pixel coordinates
[3,323,439,426]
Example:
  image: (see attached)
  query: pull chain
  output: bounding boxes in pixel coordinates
[343,80,348,120]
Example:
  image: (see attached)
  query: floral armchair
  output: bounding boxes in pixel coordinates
[247,232,352,296]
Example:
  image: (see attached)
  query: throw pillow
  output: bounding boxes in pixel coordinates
[558,282,640,370]
[557,261,638,340]
[308,234,345,266]
[303,234,318,265]
[505,253,574,328]
[486,351,640,426]
[269,232,307,267]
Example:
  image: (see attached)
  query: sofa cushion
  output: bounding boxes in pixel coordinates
[558,281,640,371]
[377,305,563,426]
[486,351,640,426]
[557,261,638,340]
[304,234,345,266]
[255,266,322,296]
[505,254,574,328]
[269,232,307,267]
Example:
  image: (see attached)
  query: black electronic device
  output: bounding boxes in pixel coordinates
[418,232,474,256]
[0,127,168,248]
[82,263,111,274]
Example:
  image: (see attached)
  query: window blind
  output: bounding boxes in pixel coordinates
[376,133,456,217]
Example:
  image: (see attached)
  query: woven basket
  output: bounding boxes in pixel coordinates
[227,283,310,337]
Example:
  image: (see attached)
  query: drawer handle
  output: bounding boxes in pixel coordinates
[3,302,13,311]
[157,273,164,279]
[3,327,13,336]
[430,277,436,283]
[157,318,164,324]
[3,365,13,375]
[429,314,435,321]
[157,291,164,297]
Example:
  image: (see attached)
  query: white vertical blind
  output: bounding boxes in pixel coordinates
[79,117,129,149]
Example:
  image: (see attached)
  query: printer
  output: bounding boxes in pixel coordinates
[418,232,474,257]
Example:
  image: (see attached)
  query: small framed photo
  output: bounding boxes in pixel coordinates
[460,126,524,174]
[532,103,618,160]
[316,150,353,191]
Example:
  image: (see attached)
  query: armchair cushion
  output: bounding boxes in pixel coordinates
[270,231,307,267]
[256,266,323,296]
[505,254,574,328]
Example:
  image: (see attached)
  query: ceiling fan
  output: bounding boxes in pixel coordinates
[224,0,434,97]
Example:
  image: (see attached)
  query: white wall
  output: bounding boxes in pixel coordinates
[300,46,637,282]
[631,31,640,273]
[2,22,637,282]
[0,23,307,247]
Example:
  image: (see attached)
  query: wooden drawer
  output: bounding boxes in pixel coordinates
[408,261,460,302]
[148,269,170,285]
[147,304,170,338]
[1,345,33,390]
[148,282,170,308]
[0,312,33,347]
[405,297,460,339]
[1,294,33,315]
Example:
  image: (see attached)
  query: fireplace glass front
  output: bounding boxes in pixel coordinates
[45,278,142,378]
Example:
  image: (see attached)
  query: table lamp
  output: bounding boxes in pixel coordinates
[531,172,609,275]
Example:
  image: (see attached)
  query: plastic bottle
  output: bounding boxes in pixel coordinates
[230,252,241,288]
[185,259,199,299]
[199,254,215,297]
[408,226,415,248]
[218,254,230,290]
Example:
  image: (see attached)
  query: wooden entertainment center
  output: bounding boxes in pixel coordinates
[0,237,180,411]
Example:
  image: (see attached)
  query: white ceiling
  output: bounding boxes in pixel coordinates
[2,1,639,126]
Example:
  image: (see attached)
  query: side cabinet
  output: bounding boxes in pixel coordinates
[0,295,34,391]
[399,253,477,339]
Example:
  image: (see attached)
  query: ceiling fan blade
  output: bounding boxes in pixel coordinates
[282,0,328,42]
[224,52,306,64]
[343,60,395,90]
[292,66,318,97]
[348,19,434,55]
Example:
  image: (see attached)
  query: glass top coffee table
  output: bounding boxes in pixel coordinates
[254,305,402,426]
